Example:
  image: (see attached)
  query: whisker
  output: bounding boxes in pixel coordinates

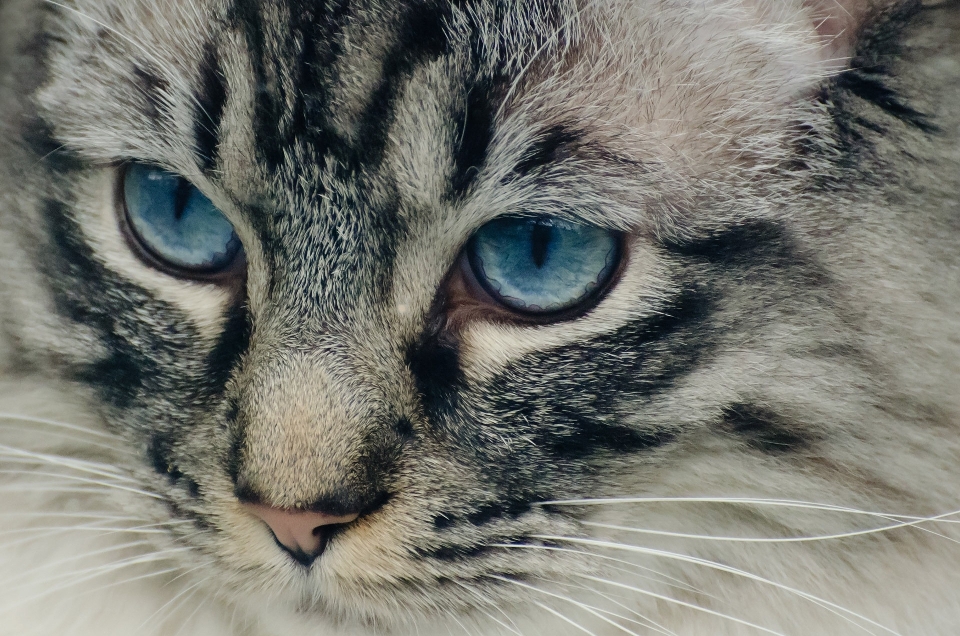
[491,574,653,636]
[138,576,209,632]
[558,583,680,636]
[0,470,164,500]
[2,539,155,586]
[0,550,190,612]
[537,536,900,636]
[0,447,136,480]
[0,413,119,441]
[491,543,713,598]
[574,574,790,636]
[580,507,960,543]
[450,580,524,636]
[539,497,960,526]
[172,591,212,636]
[529,599,599,636]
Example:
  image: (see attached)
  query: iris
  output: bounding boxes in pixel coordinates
[123,164,240,273]
[467,217,620,314]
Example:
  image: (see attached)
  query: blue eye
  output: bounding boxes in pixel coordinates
[467,217,621,314]
[122,163,241,273]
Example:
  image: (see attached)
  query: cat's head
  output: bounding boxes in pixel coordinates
[1,0,922,629]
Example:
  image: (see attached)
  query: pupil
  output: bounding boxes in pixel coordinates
[530,223,553,269]
[173,178,192,222]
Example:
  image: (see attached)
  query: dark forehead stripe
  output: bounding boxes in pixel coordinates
[228,0,477,173]
[194,43,229,173]
[132,63,170,126]
[510,124,583,178]
[449,78,497,198]
[349,3,454,168]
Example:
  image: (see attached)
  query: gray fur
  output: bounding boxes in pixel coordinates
[0,0,959,634]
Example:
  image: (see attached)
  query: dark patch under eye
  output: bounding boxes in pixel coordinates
[406,328,463,414]
[148,434,183,482]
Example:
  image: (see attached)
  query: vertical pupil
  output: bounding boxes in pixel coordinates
[173,178,191,222]
[530,223,553,269]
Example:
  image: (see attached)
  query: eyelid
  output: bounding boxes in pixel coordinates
[442,224,629,328]
[116,162,247,288]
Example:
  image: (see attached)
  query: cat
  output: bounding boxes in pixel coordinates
[1,0,959,633]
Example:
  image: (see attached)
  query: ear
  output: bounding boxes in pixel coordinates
[803,0,891,65]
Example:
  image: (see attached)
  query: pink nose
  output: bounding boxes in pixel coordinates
[244,504,359,563]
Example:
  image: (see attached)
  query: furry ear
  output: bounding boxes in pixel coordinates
[803,0,891,64]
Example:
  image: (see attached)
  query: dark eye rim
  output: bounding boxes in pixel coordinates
[116,162,246,285]
[453,217,628,325]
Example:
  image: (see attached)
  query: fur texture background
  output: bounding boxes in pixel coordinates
[0,0,959,634]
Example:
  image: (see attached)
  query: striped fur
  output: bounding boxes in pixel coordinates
[1,0,959,634]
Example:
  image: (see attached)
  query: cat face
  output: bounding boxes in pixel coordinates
[3,0,960,632]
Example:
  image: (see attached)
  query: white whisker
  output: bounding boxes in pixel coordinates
[0,470,164,499]
[2,539,154,586]
[491,543,713,598]
[575,574,791,636]
[539,497,960,527]
[0,446,135,480]
[490,574,652,636]
[537,536,899,636]
[580,507,960,543]
[0,413,118,441]
[450,580,524,636]
[0,550,189,612]
[528,599,599,636]
[559,583,680,636]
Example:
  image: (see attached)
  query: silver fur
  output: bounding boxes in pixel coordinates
[1,0,959,634]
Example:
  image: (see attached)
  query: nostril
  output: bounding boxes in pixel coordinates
[243,503,359,566]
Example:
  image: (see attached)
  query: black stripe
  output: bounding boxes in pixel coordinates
[19,116,85,173]
[835,69,935,133]
[419,536,554,562]
[148,433,182,481]
[194,44,229,172]
[349,3,453,168]
[284,0,351,162]
[721,403,809,454]
[230,0,284,168]
[41,198,155,408]
[132,64,169,125]
[661,219,784,262]
[205,302,250,388]
[511,124,582,178]
[407,321,463,420]
[822,0,934,164]
[449,80,495,197]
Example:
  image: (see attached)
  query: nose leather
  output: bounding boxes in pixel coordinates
[244,504,359,561]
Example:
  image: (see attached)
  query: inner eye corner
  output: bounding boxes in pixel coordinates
[116,161,246,286]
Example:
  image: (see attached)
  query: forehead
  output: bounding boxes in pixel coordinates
[39,0,824,304]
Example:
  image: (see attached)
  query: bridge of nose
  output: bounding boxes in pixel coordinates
[231,345,403,514]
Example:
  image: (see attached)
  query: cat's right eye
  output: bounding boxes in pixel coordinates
[121,163,242,276]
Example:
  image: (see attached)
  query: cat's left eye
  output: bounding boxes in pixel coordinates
[121,163,242,277]
[463,216,622,317]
